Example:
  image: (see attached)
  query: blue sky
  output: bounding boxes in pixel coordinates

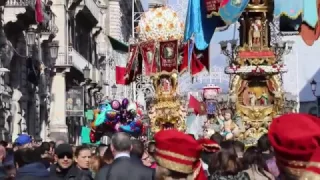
[141,0,148,10]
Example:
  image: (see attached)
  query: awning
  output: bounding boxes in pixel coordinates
[108,36,129,52]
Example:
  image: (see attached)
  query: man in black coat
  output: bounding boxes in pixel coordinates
[14,148,50,180]
[95,133,154,180]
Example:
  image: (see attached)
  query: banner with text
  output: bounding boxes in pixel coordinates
[125,44,139,78]
[140,40,157,75]
[159,40,178,73]
[66,86,84,117]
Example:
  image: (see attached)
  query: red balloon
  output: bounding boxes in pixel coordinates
[90,130,96,143]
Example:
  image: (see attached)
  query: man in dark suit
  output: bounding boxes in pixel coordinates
[95,132,154,180]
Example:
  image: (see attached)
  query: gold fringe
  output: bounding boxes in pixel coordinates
[274,10,303,20]
[207,11,220,18]
[156,148,197,161]
[300,170,320,180]
[155,156,193,174]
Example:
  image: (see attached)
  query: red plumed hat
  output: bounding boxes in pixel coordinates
[197,138,220,152]
[268,113,320,178]
[154,130,207,180]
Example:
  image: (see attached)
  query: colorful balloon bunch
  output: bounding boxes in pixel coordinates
[89,98,145,143]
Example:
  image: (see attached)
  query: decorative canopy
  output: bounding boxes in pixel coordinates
[137,6,184,42]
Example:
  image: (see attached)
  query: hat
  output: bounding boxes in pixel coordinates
[154,129,206,180]
[197,138,220,153]
[15,134,32,146]
[55,144,73,156]
[268,113,320,178]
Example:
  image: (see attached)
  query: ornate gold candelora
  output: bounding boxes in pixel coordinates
[220,0,293,145]
[148,72,187,134]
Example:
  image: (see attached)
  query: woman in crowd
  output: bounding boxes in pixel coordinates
[257,134,279,179]
[242,146,274,180]
[71,145,93,180]
[141,151,152,167]
[209,148,250,179]
[90,155,103,178]
[101,144,113,165]
[147,141,157,169]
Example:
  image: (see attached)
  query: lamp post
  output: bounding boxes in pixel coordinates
[83,65,90,80]
[219,40,238,63]
[310,79,320,117]
[273,40,294,61]
[111,84,117,99]
[48,41,59,66]
[26,28,36,46]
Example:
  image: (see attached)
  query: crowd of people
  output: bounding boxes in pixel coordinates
[0,113,318,180]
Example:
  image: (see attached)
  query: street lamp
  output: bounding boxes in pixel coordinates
[310,79,320,117]
[48,40,59,61]
[274,40,294,60]
[219,40,238,62]
[83,65,90,80]
[111,84,117,99]
[311,79,317,95]
[26,28,36,46]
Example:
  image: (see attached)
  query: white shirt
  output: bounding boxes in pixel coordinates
[114,152,130,159]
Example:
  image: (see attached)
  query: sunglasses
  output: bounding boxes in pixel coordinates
[58,153,73,159]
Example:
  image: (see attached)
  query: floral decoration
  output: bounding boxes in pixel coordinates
[225,65,288,74]
[137,6,184,42]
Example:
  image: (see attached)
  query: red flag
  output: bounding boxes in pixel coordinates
[188,95,206,115]
[35,0,44,23]
[115,66,127,85]
[195,47,210,73]
[179,42,188,73]
[140,40,157,75]
[191,52,206,76]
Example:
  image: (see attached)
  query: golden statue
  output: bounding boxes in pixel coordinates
[148,72,186,133]
[223,1,287,146]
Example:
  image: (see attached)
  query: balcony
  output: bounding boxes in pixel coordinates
[6,0,32,6]
[39,12,59,35]
[5,0,51,26]
[84,0,100,22]
[55,53,72,67]
[71,0,100,24]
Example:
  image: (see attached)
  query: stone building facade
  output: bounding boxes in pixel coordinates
[2,0,58,141]
[48,0,106,143]
[103,0,144,100]
[0,0,108,143]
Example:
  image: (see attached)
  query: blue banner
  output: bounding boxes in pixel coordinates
[219,0,250,24]
[184,0,225,50]
[274,0,302,19]
[303,0,318,28]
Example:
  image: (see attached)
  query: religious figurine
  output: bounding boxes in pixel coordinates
[259,90,269,105]
[252,18,262,46]
[147,50,154,63]
[248,91,257,106]
[164,47,174,59]
[217,109,239,140]
[160,78,171,93]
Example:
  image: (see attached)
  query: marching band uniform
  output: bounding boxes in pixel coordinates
[268,113,320,180]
